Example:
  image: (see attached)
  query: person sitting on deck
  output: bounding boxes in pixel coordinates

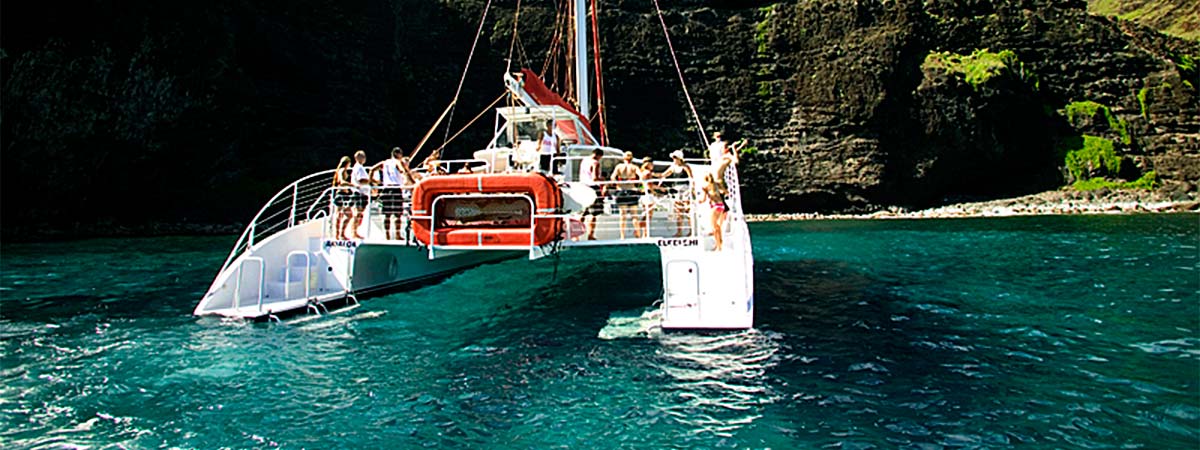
[660,150,693,237]
[609,151,642,239]
[701,172,729,251]
[332,156,355,240]
[370,147,407,240]
[347,150,371,240]
[422,152,448,177]
[578,148,604,240]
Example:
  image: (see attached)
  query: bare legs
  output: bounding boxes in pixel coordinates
[382,214,395,240]
[336,206,352,240]
[634,207,649,238]
[710,207,727,251]
[585,215,597,240]
[618,206,634,239]
[350,205,365,240]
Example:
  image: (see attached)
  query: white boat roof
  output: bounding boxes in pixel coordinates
[495,105,580,122]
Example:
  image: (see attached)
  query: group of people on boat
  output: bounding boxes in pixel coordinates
[332,148,423,241]
[328,129,743,251]
[572,130,742,250]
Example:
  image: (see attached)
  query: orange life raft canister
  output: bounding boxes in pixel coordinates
[410,173,562,247]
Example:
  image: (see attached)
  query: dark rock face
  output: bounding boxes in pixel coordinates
[1,0,1197,231]
[605,0,1199,212]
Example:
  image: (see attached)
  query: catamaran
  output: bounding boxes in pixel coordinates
[192,0,754,329]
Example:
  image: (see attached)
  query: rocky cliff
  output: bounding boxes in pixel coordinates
[2,0,1197,233]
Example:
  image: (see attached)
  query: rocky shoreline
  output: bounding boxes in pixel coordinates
[746,189,1199,221]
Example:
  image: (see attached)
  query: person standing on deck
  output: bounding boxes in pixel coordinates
[635,157,660,238]
[370,147,406,240]
[660,150,694,237]
[333,156,355,240]
[348,150,371,240]
[610,152,642,239]
[578,148,604,240]
[708,131,744,185]
[701,172,729,251]
[539,120,560,175]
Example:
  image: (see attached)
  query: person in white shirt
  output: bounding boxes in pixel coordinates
[539,121,560,174]
[370,147,408,240]
[707,131,744,185]
[348,150,370,240]
[708,132,728,165]
[578,148,603,240]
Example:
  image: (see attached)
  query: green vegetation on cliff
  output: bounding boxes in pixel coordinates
[1174,53,1198,90]
[755,4,778,56]
[1062,134,1121,180]
[1073,171,1157,191]
[1137,87,1150,118]
[1063,100,1132,144]
[922,49,1029,89]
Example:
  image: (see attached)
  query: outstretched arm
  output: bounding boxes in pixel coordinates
[369,163,384,185]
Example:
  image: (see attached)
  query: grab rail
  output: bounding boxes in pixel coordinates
[284,251,312,300]
[234,256,266,311]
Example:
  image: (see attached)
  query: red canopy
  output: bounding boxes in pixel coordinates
[519,69,594,145]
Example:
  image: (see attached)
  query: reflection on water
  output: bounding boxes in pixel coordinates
[655,330,781,437]
[599,310,783,438]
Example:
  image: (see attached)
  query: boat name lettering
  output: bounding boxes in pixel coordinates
[656,238,698,247]
[324,240,359,248]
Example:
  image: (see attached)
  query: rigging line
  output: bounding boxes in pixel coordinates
[590,0,608,146]
[541,0,566,77]
[410,100,458,163]
[434,93,507,156]
[650,0,709,149]
[505,0,522,74]
[443,0,494,148]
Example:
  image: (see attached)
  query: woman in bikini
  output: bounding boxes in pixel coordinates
[702,172,729,251]
[331,156,354,240]
[660,150,693,237]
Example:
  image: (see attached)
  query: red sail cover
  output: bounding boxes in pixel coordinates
[520,69,594,145]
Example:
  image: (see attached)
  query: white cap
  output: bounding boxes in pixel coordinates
[669,150,685,160]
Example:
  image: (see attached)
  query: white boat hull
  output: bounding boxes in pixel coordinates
[193,217,517,320]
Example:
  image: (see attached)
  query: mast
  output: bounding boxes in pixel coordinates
[574,0,590,118]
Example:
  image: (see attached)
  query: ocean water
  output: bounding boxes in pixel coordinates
[1,215,1197,449]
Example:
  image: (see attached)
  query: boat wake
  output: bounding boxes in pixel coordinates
[596,306,663,340]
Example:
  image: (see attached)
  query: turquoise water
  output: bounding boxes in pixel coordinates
[2,215,1197,448]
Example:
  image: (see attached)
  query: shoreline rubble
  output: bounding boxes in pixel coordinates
[746,189,1199,222]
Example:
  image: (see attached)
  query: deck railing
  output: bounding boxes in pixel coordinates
[220,160,741,271]
[218,169,337,273]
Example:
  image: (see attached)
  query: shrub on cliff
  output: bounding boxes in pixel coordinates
[1063,100,1131,144]
[921,49,1035,90]
[1062,134,1121,181]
